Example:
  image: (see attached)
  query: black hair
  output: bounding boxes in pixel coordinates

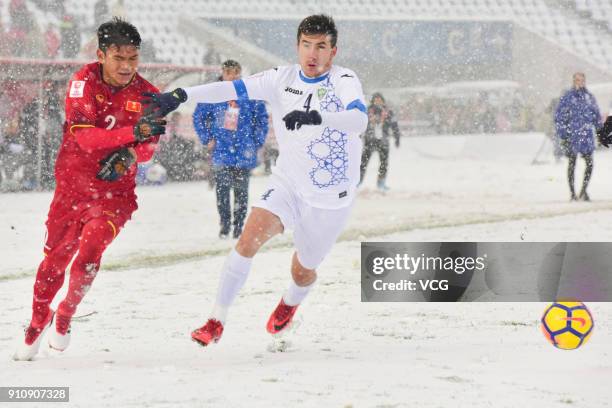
[370,92,386,104]
[221,59,241,71]
[297,14,337,47]
[97,17,141,52]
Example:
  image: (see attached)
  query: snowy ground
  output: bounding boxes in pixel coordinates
[1,133,612,407]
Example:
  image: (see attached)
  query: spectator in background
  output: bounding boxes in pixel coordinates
[59,14,80,58]
[40,81,64,188]
[359,92,401,191]
[555,72,601,201]
[545,96,562,162]
[157,112,198,182]
[262,114,278,175]
[193,59,268,239]
[44,23,60,59]
[0,115,29,192]
[18,100,40,190]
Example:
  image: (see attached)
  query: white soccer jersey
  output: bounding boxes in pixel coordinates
[236,64,367,209]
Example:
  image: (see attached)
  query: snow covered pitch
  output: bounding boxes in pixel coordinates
[1,133,611,407]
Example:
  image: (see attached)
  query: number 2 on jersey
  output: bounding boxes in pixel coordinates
[105,115,116,130]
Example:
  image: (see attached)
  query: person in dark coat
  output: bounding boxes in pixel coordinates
[554,72,601,201]
[359,92,400,191]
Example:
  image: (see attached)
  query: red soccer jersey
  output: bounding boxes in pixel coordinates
[54,62,159,198]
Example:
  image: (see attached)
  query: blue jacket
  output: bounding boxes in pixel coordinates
[554,88,601,154]
[193,99,268,169]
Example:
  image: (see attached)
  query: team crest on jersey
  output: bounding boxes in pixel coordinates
[126,101,141,112]
[69,81,85,98]
[317,88,327,99]
[95,94,105,103]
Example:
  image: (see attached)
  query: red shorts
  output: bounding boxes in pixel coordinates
[43,191,138,255]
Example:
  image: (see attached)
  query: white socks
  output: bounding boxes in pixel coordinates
[211,249,252,323]
[210,249,316,323]
[283,279,314,307]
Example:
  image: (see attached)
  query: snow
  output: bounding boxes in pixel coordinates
[1,133,612,407]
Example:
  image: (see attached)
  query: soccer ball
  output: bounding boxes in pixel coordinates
[137,163,168,185]
[540,302,594,350]
[145,163,167,185]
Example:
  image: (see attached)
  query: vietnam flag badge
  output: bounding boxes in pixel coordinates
[126,100,142,112]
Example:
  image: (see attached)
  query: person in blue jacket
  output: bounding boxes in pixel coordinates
[555,72,601,201]
[193,60,268,238]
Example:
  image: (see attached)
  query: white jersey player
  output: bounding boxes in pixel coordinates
[142,14,368,346]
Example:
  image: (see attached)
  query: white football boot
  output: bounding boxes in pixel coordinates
[13,310,55,361]
[48,313,71,352]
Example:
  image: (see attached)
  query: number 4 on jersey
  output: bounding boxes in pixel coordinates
[303,93,313,112]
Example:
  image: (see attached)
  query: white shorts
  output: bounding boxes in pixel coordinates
[253,175,354,270]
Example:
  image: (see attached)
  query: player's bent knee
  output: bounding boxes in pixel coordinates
[291,253,317,286]
[292,268,317,286]
[81,218,117,247]
[235,209,283,257]
[41,245,76,274]
[235,237,260,258]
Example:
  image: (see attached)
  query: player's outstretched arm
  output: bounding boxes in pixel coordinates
[283,107,367,134]
[142,88,188,117]
[320,108,368,134]
[142,81,240,117]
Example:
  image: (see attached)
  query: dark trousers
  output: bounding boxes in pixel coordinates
[360,138,389,183]
[214,166,250,234]
[567,153,593,197]
[263,146,279,175]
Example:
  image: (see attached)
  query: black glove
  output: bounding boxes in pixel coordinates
[597,117,612,148]
[96,147,136,182]
[133,114,167,142]
[282,110,322,130]
[141,88,187,117]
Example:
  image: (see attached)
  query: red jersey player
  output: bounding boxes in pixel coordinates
[14,18,165,361]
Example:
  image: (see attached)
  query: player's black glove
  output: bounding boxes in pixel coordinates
[133,114,167,142]
[597,117,612,148]
[282,110,322,131]
[141,88,187,117]
[96,147,136,182]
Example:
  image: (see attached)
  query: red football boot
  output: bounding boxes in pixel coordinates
[266,298,299,334]
[191,319,224,347]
